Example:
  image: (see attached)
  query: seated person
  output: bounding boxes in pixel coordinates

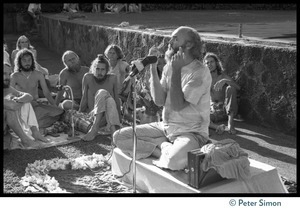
[113,26,212,171]
[78,54,121,141]
[128,4,141,13]
[105,4,127,13]
[104,44,130,95]
[4,62,48,149]
[11,35,49,78]
[63,3,80,13]
[3,40,11,66]
[203,52,240,134]
[55,50,89,110]
[10,49,64,129]
[92,3,101,13]
[11,35,51,99]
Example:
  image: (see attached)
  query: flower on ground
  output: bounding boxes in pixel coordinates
[20,153,106,193]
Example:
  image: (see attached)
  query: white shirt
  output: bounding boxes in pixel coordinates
[161,59,212,140]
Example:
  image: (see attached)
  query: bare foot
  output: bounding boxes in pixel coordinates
[32,130,50,143]
[21,138,41,149]
[82,129,98,141]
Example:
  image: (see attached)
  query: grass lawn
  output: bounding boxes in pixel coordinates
[3,134,135,193]
[3,122,296,193]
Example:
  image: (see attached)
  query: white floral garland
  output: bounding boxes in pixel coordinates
[20,153,107,193]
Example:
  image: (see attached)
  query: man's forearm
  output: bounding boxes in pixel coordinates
[78,93,87,112]
[170,68,187,111]
[17,93,33,103]
[149,64,165,106]
[45,92,56,106]
[55,90,64,106]
[4,99,23,111]
[227,80,240,91]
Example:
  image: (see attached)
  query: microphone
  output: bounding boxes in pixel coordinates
[123,56,157,83]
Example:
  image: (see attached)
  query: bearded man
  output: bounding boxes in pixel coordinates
[10,49,64,129]
[4,62,48,149]
[113,26,212,171]
[76,54,121,141]
[55,50,89,110]
[204,52,240,134]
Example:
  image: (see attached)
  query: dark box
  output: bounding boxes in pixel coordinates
[188,148,225,189]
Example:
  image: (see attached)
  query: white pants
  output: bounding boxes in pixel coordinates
[18,103,39,139]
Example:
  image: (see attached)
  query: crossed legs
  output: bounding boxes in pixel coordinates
[210,85,238,134]
[113,122,203,170]
[83,89,120,141]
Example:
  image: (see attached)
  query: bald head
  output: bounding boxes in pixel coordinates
[62,50,80,71]
[166,26,203,62]
[173,26,202,59]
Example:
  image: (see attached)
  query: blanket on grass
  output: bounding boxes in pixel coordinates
[4,129,112,150]
[4,132,83,150]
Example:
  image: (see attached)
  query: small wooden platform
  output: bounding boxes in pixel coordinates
[112,148,288,193]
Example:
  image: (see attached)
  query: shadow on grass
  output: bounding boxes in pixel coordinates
[209,121,296,165]
[68,134,113,156]
[50,167,133,193]
[265,33,296,39]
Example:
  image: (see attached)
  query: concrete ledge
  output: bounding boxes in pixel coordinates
[39,14,296,135]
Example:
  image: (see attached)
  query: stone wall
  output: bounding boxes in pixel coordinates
[3,13,34,34]
[39,15,296,136]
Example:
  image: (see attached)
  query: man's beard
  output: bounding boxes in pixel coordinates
[94,74,108,83]
[3,79,10,89]
[21,65,34,72]
[68,63,81,72]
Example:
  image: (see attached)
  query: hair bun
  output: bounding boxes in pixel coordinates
[97,54,104,59]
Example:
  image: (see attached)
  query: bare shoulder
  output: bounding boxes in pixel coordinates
[11,71,21,78]
[83,72,93,81]
[59,68,69,78]
[11,49,18,56]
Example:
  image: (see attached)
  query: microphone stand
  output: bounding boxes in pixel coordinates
[132,76,137,193]
[64,85,81,140]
